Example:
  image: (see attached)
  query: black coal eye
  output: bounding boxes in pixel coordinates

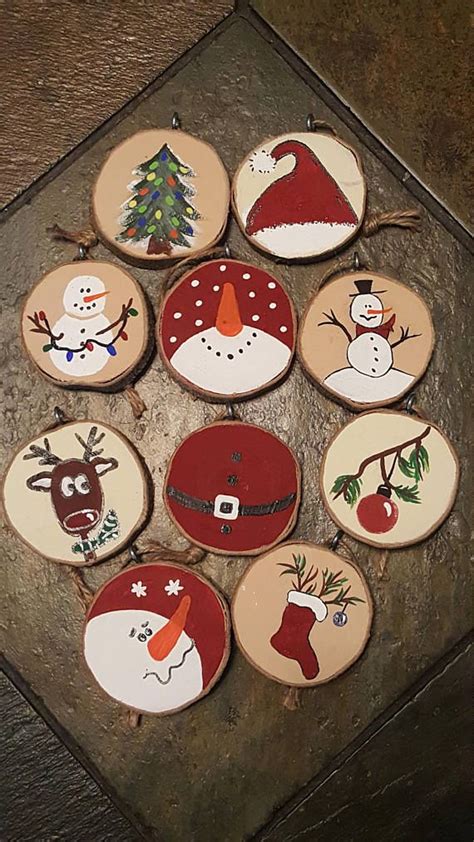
[138,633,147,642]
[87,288,91,293]
[145,628,152,637]
[80,288,84,293]
[74,303,77,308]
[252,333,257,338]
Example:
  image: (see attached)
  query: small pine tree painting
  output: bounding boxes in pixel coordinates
[117,144,200,256]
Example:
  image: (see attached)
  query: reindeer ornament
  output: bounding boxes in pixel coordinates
[3,419,149,565]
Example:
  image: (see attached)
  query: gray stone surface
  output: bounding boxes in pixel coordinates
[0,670,141,842]
[259,639,473,841]
[0,18,472,842]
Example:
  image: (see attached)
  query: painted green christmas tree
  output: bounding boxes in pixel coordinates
[117,144,200,255]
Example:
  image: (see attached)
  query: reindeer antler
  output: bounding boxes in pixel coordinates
[23,438,62,465]
[75,426,105,462]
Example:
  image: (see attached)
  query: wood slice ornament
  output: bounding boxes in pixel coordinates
[321,411,459,548]
[84,562,230,715]
[22,261,150,392]
[232,126,365,261]
[299,269,434,410]
[3,419,149,565]
[158,258,296,400]
[232,541,372,687]
[164,420,301,555]
[92,124,229,265]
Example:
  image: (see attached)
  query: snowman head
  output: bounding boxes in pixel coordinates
[84,596,203,713]
[349,279,391,328]
[63,276,109,318]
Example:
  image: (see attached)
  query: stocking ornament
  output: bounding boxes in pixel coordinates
[84,561,230,716]
[92,114,229,266]
[232,540,373,687]
[299,258,435,411]
[158,254,296,400]
[22,247,151,415]
[3,411,150,565]
[320,408,459,547]
[164,415,301,555]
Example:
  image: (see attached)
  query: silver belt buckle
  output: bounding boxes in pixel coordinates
[213,494,239,520]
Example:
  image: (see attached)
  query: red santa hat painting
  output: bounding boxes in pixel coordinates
[84,563,230,714]
[232,132,366,260]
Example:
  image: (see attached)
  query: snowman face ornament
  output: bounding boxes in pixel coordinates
[164,421,301,555]
[3,420,149,565]
[299,271,435,410]
[22,261,149,389]
[320,411,459,548]
[158,260,296,400]
[232,542,373,687]
[84,563,230,715]
[232,132,366,260]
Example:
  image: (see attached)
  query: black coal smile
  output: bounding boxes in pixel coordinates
[142,641,195,685]
[359,314,376,321]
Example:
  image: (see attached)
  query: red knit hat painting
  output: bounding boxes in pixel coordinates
[158,259,296,400]
[232,132,366,260]
[164,421,301,555]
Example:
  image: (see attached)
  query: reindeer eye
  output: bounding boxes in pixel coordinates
[60,476,75,497]
[75,473,91,495]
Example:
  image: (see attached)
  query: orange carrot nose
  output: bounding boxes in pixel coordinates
[216,283,243,336]
[147,595,191,662]
[367,306,392,315]
[83,290,109,303]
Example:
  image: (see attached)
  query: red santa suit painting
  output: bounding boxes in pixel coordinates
[232,132,366,260]
[84,563,230,714]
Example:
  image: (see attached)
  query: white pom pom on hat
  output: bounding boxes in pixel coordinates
[249,149,276,174]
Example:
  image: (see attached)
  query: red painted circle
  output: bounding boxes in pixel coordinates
[356,493,399,533]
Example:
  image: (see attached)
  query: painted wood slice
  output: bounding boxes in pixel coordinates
[321,411,459,548]
[3,421,149,565]
[232,132,366,260]
[232,542,372,687]
[21,261,149,390]
[299,270,434,410]
[84,562,230,715]
[164,421,301,555]
[92,129,229,265]
[158,259,296,400]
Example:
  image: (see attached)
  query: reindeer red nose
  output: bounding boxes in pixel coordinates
[147,595,191,661]
[216,283,243,337]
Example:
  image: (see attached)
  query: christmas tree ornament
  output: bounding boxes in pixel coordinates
[92,114,229,265]
[320,409,459,547]
[164,417,301,555]
[158,255,296,400]
[232,541,372,687]
[22,259,150,397]
[232,115,421,262]
[3,415,150,565]
[84,561,230,715]
[299,259,434,410]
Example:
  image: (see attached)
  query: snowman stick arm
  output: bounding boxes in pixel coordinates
[27,312,64,341]
[391,326,421,349]
[333,426,431,500]
[318,310,352,342]
[95,299,133,335]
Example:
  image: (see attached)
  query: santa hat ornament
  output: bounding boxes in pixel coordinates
[158,258,296,400]
[232,118,366,261]
[84,562,230,715]
[232,541,373,688]
[164,418,301,555]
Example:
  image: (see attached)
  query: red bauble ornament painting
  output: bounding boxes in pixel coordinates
[320,411,459,548]
[158,259,296,400]
[232,132,366,260]
[84,562,230,714]
[164,421,301,555]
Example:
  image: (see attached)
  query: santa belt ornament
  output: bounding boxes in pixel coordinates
[166,486,296,520]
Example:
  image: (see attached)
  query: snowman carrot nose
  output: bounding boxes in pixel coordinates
[83,290,109,303]
[147,595,191,661]
[367,306,392,315]
[216,283,243,337]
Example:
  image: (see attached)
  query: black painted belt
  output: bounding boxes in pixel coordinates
[166,486,296,518]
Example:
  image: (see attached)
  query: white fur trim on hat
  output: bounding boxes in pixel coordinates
[287,590,328,622]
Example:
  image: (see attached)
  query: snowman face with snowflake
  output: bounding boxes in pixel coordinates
[159,260,295,399]
[85,587,203,714]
